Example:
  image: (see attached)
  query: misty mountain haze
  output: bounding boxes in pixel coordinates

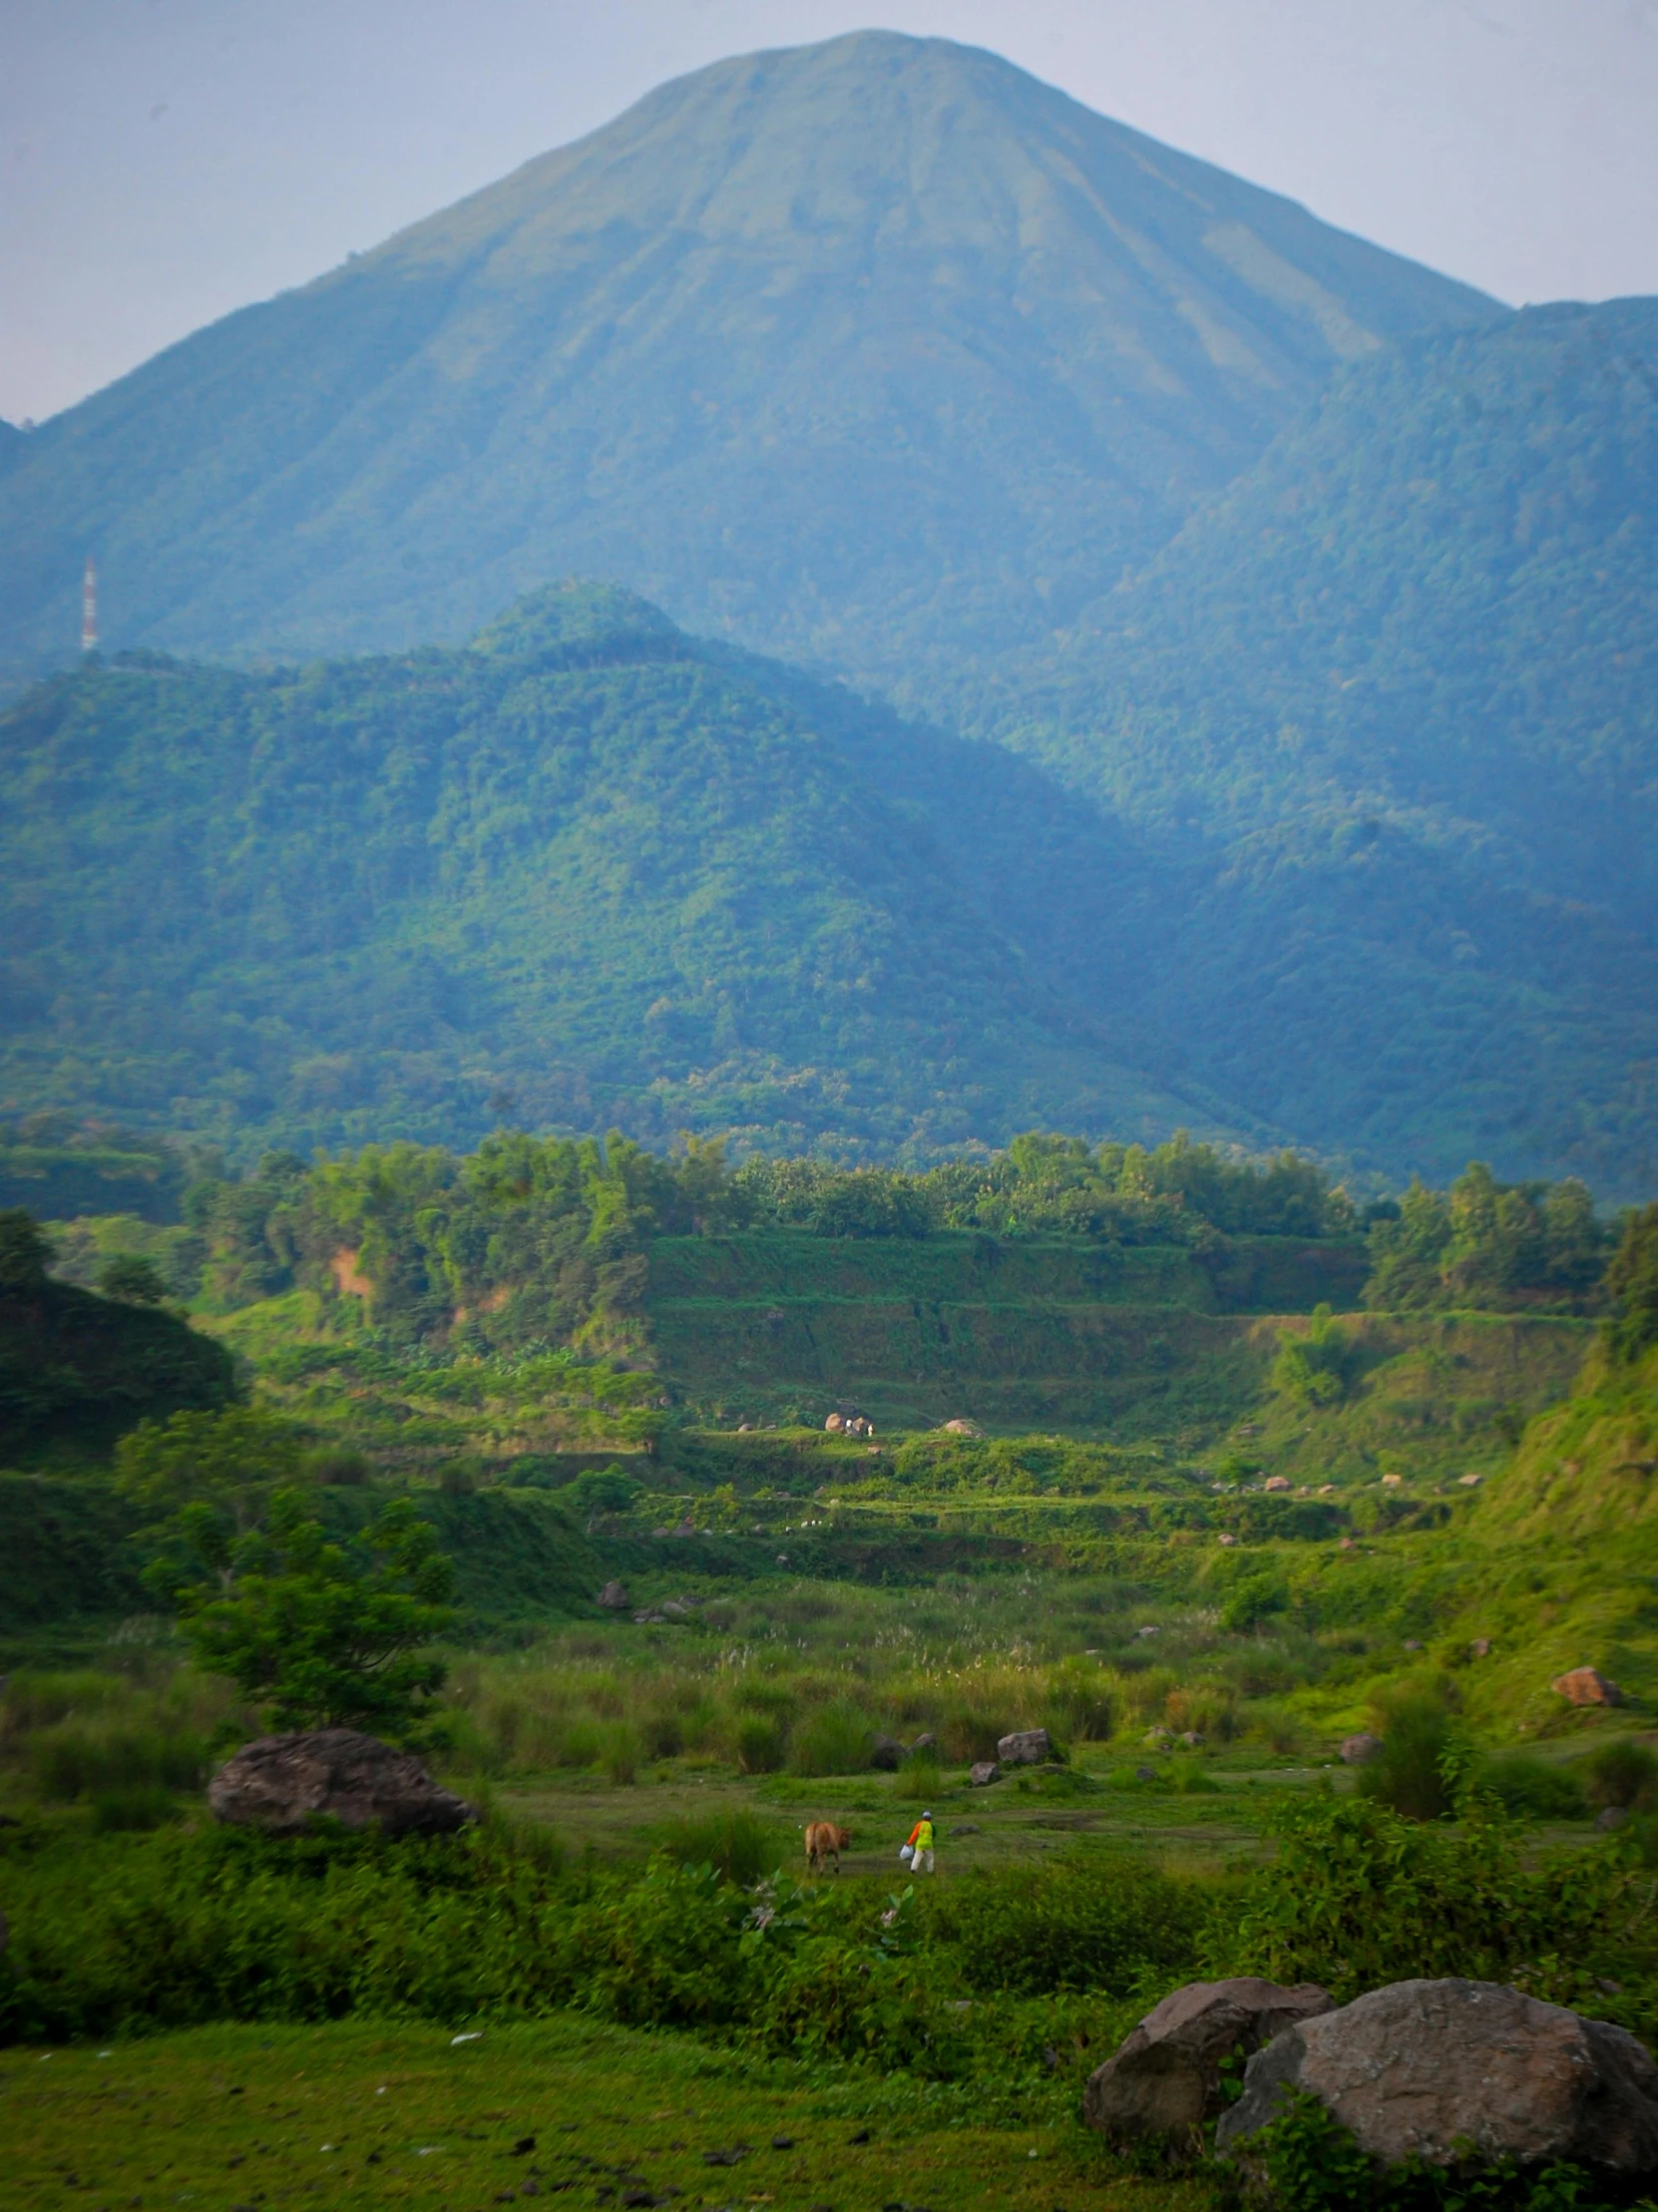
[0,31,1653,1189]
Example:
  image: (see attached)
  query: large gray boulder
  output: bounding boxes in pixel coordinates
[998,1727,1051,1765]
[208,1728,475,1837]
[869,1733,905,1771]
[1217,1980,1658,2176]
[1084,1978,1334,2144]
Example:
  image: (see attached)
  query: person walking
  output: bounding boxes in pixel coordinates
[906,1810,937,1874]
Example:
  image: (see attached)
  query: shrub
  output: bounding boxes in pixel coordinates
[90,1784,178,1833]
[1474,1753,1587,1821]
[656,1808,787,1886]
[787,1700,873,1777]
[928,1859,1208,1996]
[1358,1687,1461,1821]
[733,1714,785,1774]
[1166,1684,1237,1742]
[1221,1575,1290,1634]
[1582,1740,1658,1812]
[598,1721,641,1786]
[893,1749,943,1801]
[304,1446,371,1486]
[30,1721,208,1802]
[639,1704,684,1760]
[1223,1794,1634,2005]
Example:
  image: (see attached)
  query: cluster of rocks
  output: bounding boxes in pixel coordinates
[968,1728,1054,1786]
[870,1729,936,1771]
[1083,1976,1658,2186]
[634,1593,703,1625]
[596,1580,704,1623]
[824,1409,875,1437]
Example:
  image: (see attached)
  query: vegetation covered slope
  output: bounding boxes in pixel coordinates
[0,1214,234,1464]
[990,301,1658,1190]
[0,31,1491,698]
[0,585,1245,1161]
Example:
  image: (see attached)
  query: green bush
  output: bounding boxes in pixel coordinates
[1221,1574,1290,1633]
[597,1721,642,1786]
[1473,1753,1587,1821]
[733,1714,785,1774]
[893,1749,943,1801]
[1223,1794,1639,2007]
[655,1808,788,1886]
[30,1721,208,1802]
[787,1699,872,1777]
[927,1858,1207,1996]
[1582,1740,1658,1812]
[1358,1688,1461,1821]
[90,1784,178,1833]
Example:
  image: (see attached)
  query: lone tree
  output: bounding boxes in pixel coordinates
[158,1484,457,1739]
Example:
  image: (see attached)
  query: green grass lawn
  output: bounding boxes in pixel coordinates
[0,2013,1208,2212]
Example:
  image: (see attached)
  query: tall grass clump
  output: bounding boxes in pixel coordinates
[787,1699,873,1777]
[1358,1684,1461,1821]
[655,1807,787,1885]
[893,1749,943,1801]
[30,1722,208,1802]
[598,1721,642,1786]
[733,1714,785,1773]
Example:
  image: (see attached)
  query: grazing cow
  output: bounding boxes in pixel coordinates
[804,1820,851,1875]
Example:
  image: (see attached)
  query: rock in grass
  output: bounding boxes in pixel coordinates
[869,1733,905,1770]
[997,1728,1051,1765]
[597,1580,630,1610]
[1340,1732,1384,1764]
[1217,1980,1658,2176]
[208,1729,474,1836]
[1552,1666,1626,1707]
[968,1760,1001,1786]
[1083,1977,1333,2144]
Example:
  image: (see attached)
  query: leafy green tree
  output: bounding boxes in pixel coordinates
[1362,1180,1452,1309]
[1604,1203,1658,1365]
[97,1252,169,1304]
[115,1405,306,1566]
[170,1488,456,1736]
[1270,1303,1352,1406]
[0,1207,52,1291]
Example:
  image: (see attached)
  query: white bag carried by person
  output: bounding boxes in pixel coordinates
[899,1843,914,1863]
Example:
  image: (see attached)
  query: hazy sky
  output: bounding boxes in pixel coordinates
[5,0,1658,425]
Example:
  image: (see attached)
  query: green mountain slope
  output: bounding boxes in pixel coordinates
[989,302,1658,1189]
[0,583,1232,1159]
[0,32,1491,700]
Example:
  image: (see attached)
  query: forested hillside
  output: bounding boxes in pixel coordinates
[987,300,1658,1189]
[0,585,1223,1160]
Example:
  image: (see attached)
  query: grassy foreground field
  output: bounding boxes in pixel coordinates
[3,2012,1198,2212]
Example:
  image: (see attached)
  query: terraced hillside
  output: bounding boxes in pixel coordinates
[642,1231,1582,1447]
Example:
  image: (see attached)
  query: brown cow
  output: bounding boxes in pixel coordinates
[804,1820,851,1875]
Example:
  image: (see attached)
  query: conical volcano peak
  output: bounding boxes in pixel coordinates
[0,29,1494,696]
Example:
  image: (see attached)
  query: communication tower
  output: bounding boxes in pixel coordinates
[81,556,98,654]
